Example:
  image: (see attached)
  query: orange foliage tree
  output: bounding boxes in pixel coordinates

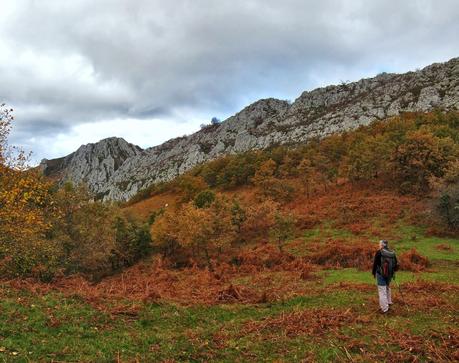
[252,159,294,202]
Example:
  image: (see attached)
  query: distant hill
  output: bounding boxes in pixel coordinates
[40,57,459,200]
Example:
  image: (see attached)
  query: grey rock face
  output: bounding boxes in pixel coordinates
[39,137,142,198]
[41,57,459,201]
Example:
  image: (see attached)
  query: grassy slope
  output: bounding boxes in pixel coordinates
[1,186,458,362]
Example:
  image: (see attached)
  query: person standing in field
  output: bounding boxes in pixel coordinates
[372,240,398,314]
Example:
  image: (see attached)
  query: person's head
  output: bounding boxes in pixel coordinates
[379,240,388,250]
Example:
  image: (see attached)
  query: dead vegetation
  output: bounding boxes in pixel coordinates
[399,248,430,271]
[242,307,357,338]
[308,239,375,270]
[234,243,313,273]
[436,243,454,251]
[4,252,317,307]
[240,301,459,362]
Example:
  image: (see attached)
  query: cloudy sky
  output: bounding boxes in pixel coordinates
[1,0,458,163]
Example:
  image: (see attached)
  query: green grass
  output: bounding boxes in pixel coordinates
[289,221,459,261]
[0,288,371,362]
[319,267,457,284]
[392,224,459,261]
[2,286,455,362]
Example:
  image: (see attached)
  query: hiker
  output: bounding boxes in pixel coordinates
[372,240,398,314]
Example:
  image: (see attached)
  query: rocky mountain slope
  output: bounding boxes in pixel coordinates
[39,137,142,197]
[40,57,459,200]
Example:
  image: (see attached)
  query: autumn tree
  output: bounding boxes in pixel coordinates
[298,158,317,198]
[0,104,60,280]
[312,153,338,192]
[230,200,247,235]
[176,174,207,202]
[391,130,458,193]
[49,183,151,279]
[345,134,391,182]
[152,197,236,269]
[151,207,182,259]
[241,199,279,242]
[253,159,294,202]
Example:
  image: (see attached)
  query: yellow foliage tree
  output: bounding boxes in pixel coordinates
[152,197,236,268]
[0,105,59,279]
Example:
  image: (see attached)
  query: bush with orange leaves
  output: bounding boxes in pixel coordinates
[398,248,429,271]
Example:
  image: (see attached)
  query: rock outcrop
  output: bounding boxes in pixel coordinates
[40,57,459,200]
[39,137,142,197]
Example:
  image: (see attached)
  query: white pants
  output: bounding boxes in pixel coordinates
[377,285,392,312]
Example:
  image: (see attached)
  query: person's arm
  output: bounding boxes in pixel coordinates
[394,254,399,271]
[372,250,380,277]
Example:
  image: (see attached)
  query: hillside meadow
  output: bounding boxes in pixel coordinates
[1,108,459,361]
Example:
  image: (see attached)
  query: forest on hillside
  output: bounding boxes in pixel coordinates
[1,106,459,279]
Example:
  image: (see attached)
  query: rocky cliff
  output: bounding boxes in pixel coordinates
[41,57,459,200]
[39,137,142,197]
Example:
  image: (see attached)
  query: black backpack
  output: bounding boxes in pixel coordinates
[380,249,396,279]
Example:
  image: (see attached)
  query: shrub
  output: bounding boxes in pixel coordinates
[194,189,216,208]
[49,184,152,280]
[435,184,459,232]
[270,212,296,252]
[148,207,165,225]
[112,216,152,269]
[308,240,375,270]
[176,175,208,202]
[398,248,429,271]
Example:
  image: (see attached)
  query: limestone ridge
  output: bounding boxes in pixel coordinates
[40,57,459,201]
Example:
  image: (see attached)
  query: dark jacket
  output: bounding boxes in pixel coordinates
[372,248,398,277]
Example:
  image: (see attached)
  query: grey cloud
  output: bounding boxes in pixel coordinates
[1,0,459,160]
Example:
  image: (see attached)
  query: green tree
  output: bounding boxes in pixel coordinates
[194,189,216,208]
[270,212,296,252]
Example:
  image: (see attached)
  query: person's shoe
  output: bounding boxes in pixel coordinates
[380,309,389,314]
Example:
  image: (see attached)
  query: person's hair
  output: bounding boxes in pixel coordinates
[380,239,388,248]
